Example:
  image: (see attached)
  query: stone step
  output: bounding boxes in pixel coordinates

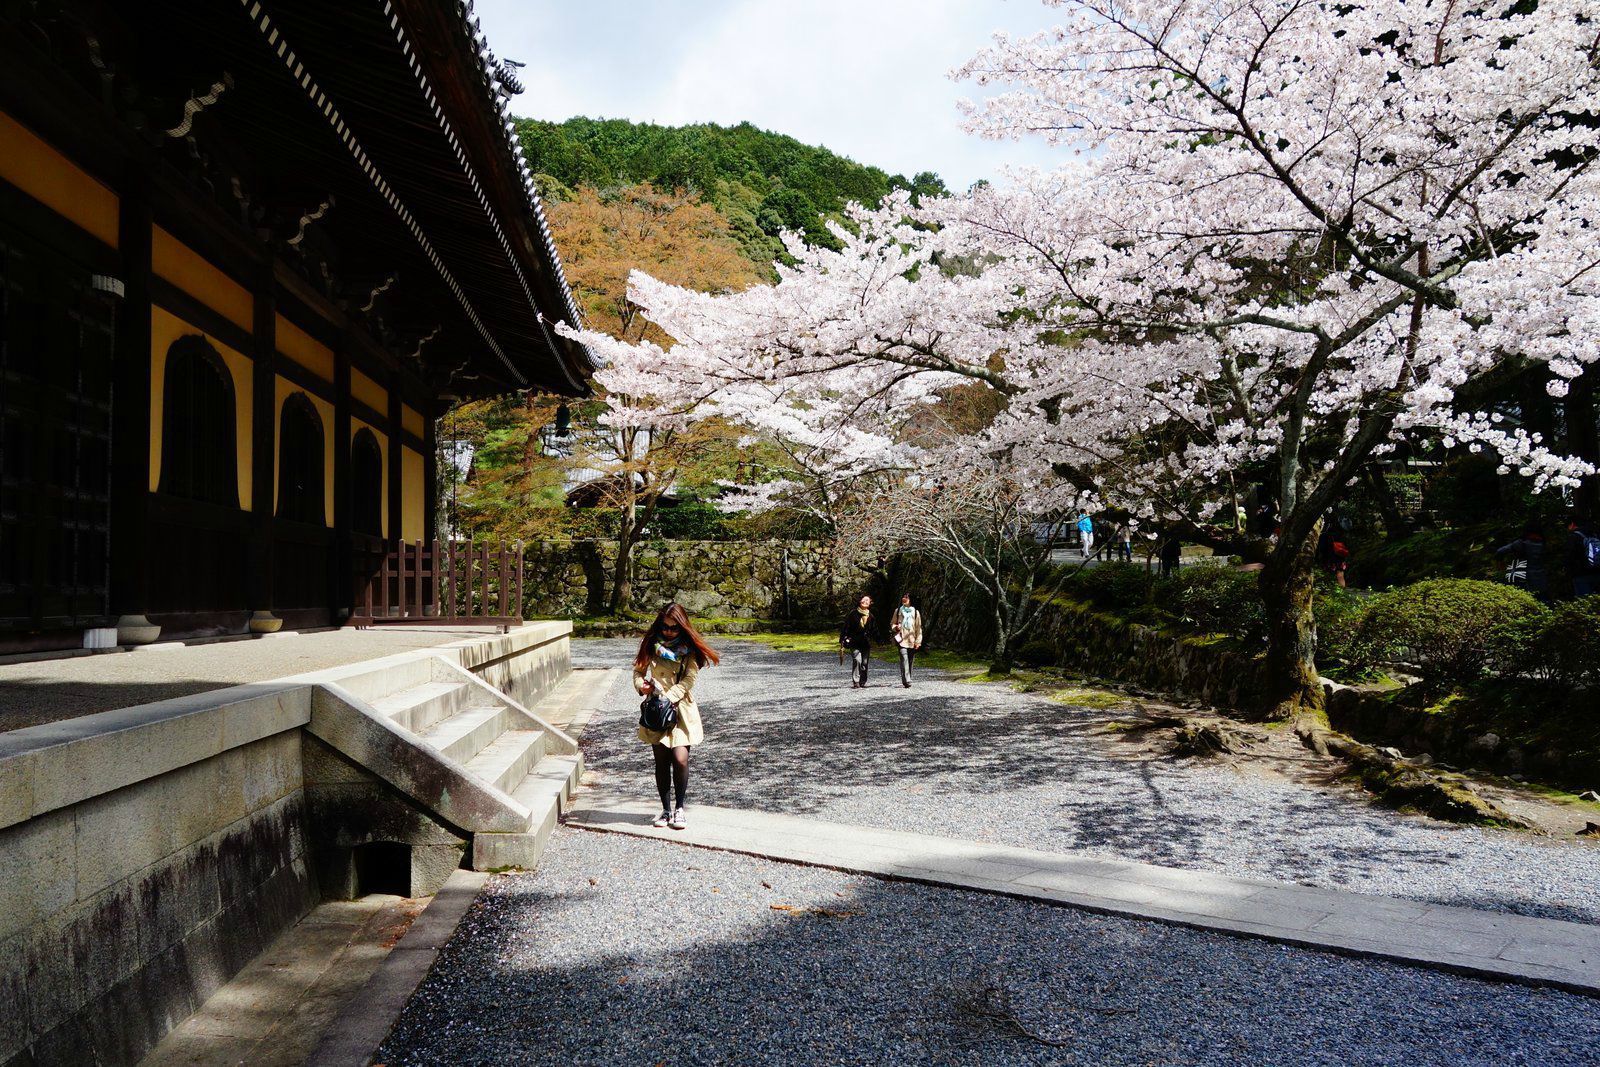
[369,680,474,734]
[472,755,583,871]
[511,753,582,816]
[418,705,511,765]
[463,729,546,795]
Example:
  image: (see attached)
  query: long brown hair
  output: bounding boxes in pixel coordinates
[634,602,720,671]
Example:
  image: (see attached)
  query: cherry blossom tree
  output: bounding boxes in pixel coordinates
[569,0,1600,732]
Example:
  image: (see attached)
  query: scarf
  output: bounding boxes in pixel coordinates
[654,639,690,663]
[899,605,915,624]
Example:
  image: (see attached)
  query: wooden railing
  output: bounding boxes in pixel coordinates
[349,540,524,632]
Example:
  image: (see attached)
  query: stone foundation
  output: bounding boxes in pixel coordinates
[0,623,570,1067]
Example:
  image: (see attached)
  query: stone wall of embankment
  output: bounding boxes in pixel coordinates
[0,622,570,1067]
[1032,598,1598,791]
[521,539,867,622]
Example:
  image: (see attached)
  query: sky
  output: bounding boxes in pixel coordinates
[472,0,1066,191]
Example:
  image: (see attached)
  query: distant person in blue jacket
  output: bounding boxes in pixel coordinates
[1077,512,1095,559]
[1567,515,1600,598]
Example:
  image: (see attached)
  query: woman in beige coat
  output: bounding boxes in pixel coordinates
[633,602,720,829]
[890,594,924,688]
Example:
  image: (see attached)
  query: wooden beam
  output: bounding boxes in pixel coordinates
[333,339,354,620]
[388,372,404,545]
[423,400,438,544]
[109,176,152,619]
[248,260,277,613]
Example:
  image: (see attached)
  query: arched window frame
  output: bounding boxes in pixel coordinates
[276,391,325,525]
[157,336,238,507]
[351,427,384,537]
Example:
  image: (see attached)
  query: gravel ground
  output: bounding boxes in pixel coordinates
[573,638,1600,924]
[378,829,1600,1066]
[0,627,489,729]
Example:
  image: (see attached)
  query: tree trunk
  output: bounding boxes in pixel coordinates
[610,508,635,614]
[989,596,1012,674]
[1257,534,1324,736]
[1360,464,1412,538]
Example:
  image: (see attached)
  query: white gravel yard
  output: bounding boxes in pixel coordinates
[572,637,1600,924]
[377,830,1600,1067]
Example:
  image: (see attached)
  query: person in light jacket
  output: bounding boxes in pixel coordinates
[890,594,924,688]
[633,602,720,829]
[840,594,874,688]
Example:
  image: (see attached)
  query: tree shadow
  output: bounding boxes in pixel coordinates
[374,832,1600,1066]
[572,638,1600,924]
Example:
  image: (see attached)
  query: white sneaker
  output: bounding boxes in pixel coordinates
[669,807,687,830]
[651,810,671,828]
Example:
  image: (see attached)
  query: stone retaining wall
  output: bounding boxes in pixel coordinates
[1029,599,1598,791]
[522,539,865,621]
[1031,598,1268,710]
[0,623,570,1067]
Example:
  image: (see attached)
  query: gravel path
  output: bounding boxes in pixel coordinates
[573,638,1600,924]
[378,829,1600,1066]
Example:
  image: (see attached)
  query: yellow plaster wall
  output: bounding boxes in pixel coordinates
[276,314,335,383]
[402,404,425,438]
[274,379,336,526]
[149,307,253,505]
[152,227,253,331]
[351,368,388,416]
[0,110,119,248]
[352,419,389,538]
[401,446,426,542]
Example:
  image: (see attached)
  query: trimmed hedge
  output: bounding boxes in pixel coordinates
[1354,579,1545,691]
[1155,565,1267,646]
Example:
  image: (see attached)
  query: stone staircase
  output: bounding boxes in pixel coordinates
[308,655,590,871]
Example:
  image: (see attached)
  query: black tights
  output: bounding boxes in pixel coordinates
[652,744,690,811]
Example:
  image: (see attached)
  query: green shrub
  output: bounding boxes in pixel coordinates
[1156,565,1266,645]
[1546,598,1600,689]
[1313,581,1371,667]
[1491,597,1600,691]
[1060,562,1156,611]
[646,499,734,540]
[1357,578,1544,691]
[1014,638,1058,667]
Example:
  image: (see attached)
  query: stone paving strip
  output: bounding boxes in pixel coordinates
[306,871,489,1067]
[140,895,424,1067]
[569,796,1600,997]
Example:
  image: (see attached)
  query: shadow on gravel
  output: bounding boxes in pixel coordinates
[573,638,1600,924]
[375,836,1600,1067]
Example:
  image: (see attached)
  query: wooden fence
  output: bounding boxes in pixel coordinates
[349,540,524,631]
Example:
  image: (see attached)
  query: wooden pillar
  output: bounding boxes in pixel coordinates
[423,400,438,544]
[109,179,154,640]
[332,343,353,621]
[387,374,403,547]
[247,264,277,626]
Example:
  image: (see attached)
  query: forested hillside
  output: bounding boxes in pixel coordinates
[517,117,947,264]
[449,117,944,555]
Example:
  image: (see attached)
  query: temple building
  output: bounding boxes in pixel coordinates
[0,0,592,653]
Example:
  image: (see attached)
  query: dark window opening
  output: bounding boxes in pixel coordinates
[352,841,411,897]
[351,428,383,536]
[158,336,238,507]
[276,392,324,525]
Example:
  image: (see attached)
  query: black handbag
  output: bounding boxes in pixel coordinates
[638,658,685,733]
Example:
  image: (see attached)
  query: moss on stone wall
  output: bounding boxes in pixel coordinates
[521,539,869,622]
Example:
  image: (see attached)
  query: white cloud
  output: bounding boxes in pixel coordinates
[474,0,1064,189]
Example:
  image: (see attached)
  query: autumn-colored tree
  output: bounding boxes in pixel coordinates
[434,185,757,610]
[553,185,764,612]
